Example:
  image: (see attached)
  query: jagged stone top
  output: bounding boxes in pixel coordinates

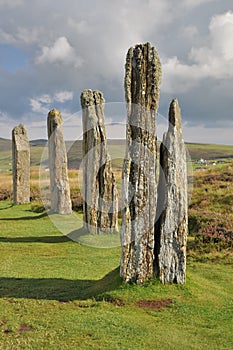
[47,109,63,137]
[168,98,182,134]
[12,124,29,151]
[12,124,28,137]
[124,42,162,110]
[48,109,62,125]
[81,89,106,133]
[80,89,105,109]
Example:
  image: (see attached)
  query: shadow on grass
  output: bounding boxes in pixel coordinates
[0,204,13,211]
[0,267,121,301]
[67,227,88,239]
[0,228,87,244]
[0,212,48,221]
[0,235,71,243]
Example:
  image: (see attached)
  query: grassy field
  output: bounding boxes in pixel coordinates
[0,140,232,349]
[186,143,233,161]
[0,201,232,350]
[1,137,233,170]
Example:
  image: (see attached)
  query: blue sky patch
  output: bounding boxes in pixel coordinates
[0,44,29,72]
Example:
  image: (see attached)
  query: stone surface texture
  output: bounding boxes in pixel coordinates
[81,89,118,233]
[12,124,30,204]
[120,42,162,284]
[47,109,72,214]
[155,99,188,284]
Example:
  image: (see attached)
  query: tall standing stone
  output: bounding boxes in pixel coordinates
[120,43,162,284]
[47,109,72,214]
[12,124,30,204]
[155,99,188,284]
[81,89,118,234]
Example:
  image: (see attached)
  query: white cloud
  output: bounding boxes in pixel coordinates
[35,36,83,68]
[0,27,42,45]
[29,91,74,115]
[37,94,52,104]
[209,11,233,60]
[190,11,233,64]
[162,11,233,93]
[29,98,48,114]
[0,1,232,144]
[54,91,73,103]
[190,11,233,77]
[16,27,42,45]
[162,57,202,93]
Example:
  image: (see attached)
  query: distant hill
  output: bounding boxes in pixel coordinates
[67,139,127,169]
[0,137,11,152]
[30,139,47,147]
[0,138,48,150]
[186,143,233,160]
[0,137,233,171]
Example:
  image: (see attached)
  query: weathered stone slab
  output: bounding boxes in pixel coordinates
[120,42,162,284]
[155,99,188,284]
[12,124,30,204]
[81,89,118,233]
[47,109,72,214]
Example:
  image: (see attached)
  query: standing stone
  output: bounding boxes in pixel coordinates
[155,99,188,284]
[81,89,118,233]
[47,109,72,214]
[12,124,30,204]
[120,43,162,284]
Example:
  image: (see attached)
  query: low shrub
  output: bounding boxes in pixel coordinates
[195,225,233,251]
[0,189,12,201]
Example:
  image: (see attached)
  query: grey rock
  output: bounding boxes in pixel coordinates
[47,109,72,214]
[120,43,162,284]
[155,99,188,284]
[12,124,30,204]
[81,89,118,233]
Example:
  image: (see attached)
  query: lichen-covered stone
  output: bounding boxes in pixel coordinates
[155,99,188,284]
[12,124,30,204]
[120,42,162,284]
[81,89,118,233]
[47,109,72,214]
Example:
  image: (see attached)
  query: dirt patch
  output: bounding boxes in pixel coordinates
[17,323,34,333]
[136,298,173,310]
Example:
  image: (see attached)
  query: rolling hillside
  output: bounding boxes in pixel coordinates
[0,137,233,171]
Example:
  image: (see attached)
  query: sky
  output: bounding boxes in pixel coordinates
[0,0,232,144]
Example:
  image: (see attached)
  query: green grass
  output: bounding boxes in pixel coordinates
[186,143,233,160]
[0,140,233,349]
[0,201,232,349]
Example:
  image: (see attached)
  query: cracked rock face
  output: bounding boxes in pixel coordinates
[12,124,30,204]
[47,109,72,214]
[155,99,188,284]
[120,43,162,284]
[81,89,118,234]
